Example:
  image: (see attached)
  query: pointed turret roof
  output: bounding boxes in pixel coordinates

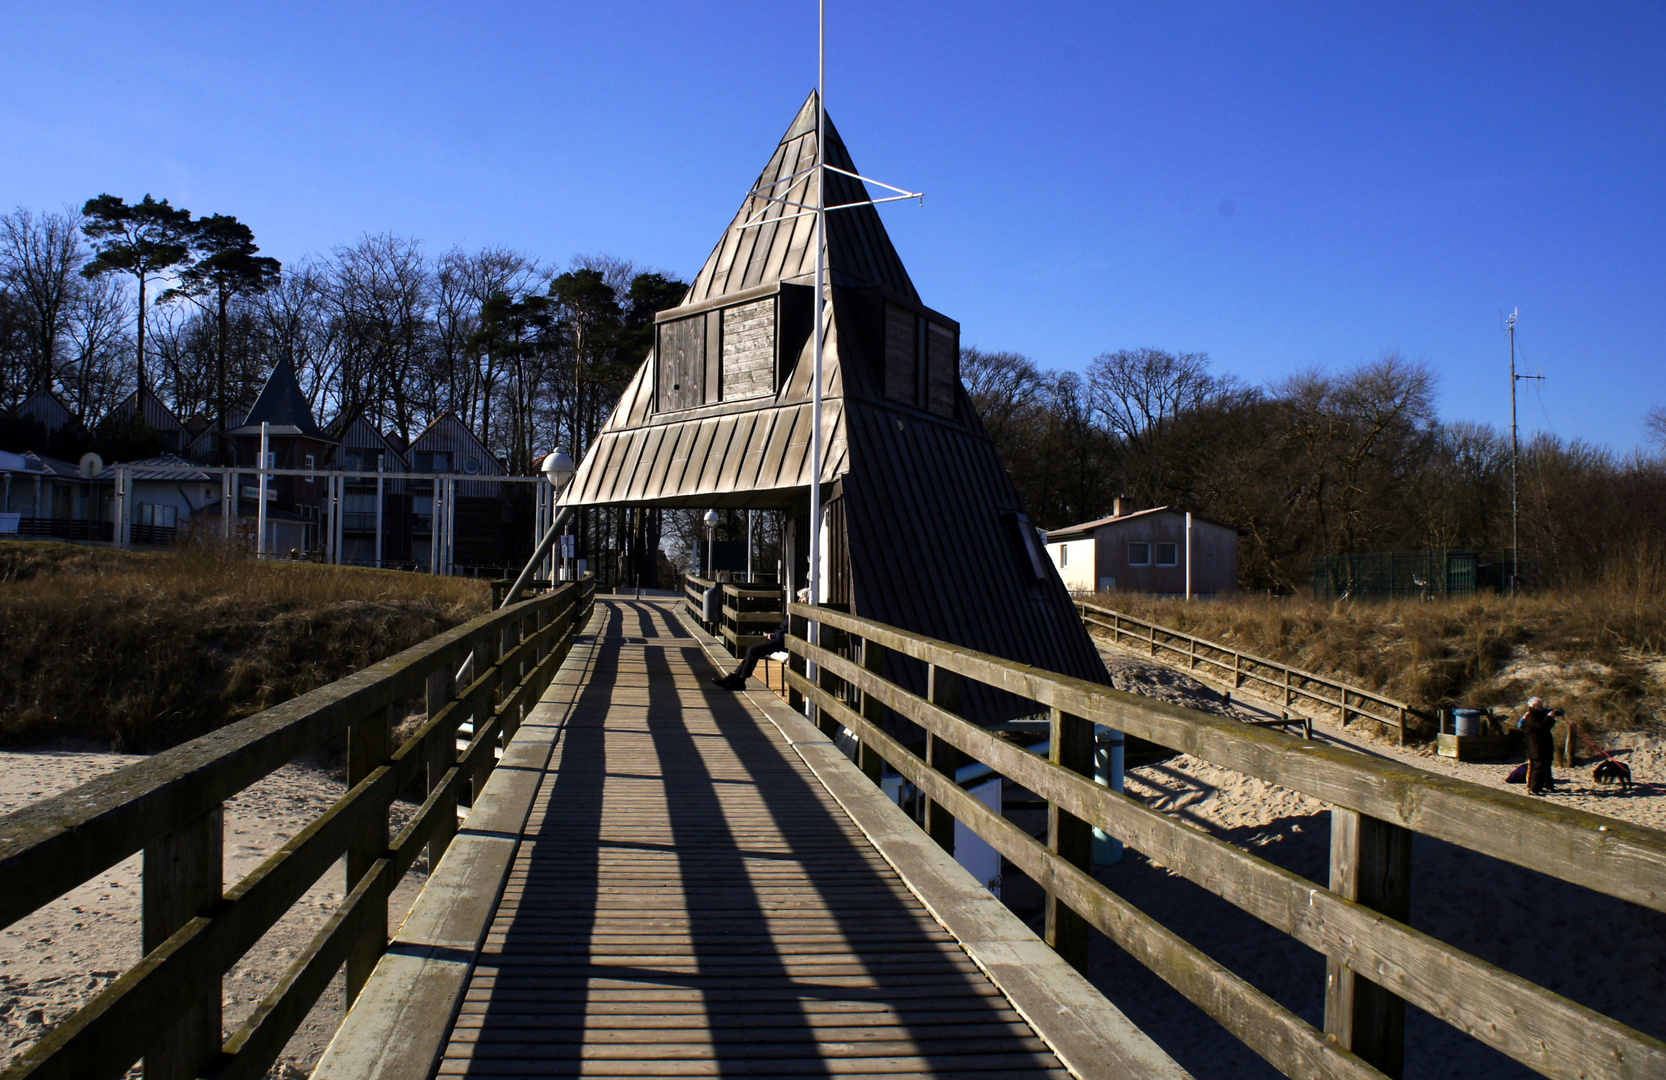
[685,91,916,304]
[230,356,331,440]
[560,95,1109,720]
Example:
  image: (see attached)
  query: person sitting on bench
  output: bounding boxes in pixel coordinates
[713,589,806,690]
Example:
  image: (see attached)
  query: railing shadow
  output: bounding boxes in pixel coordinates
[460,599,1062,1075]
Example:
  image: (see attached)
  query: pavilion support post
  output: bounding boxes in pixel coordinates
[142,807,223,1080]
[1325,807,1412,1078]
[1046,706,1094,974]
[924,665,961,854]
[346,704,393,1003]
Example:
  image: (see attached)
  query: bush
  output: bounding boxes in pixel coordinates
[0,541,489,750]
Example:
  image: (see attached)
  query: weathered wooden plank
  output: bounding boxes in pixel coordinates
[799,603,1666,914]
[1045,706,1092,975]
[793,668,1385,1080]
[797,637,1666,1080]
[141,807,223,1080]
[1325,809,1412,1078]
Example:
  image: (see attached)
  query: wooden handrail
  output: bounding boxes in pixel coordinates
[1076,600,1419,743]
[0,579,595,1080]
[785,601,1666,1080]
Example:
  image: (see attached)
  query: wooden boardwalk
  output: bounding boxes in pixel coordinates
[438,598,1070,1078]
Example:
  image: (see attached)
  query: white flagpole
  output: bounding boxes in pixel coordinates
[805,0,827,712]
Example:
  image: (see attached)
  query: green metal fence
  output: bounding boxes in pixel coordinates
[1313,550,1486,599]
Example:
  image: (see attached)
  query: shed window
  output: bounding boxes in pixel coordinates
[1155,543,1179,566]
[1127,542,1150,566]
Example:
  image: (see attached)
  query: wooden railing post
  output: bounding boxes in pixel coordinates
[142,806,223,1080]
[346,704,393,1003]
[924,665,961,854]
[502,615,524,740]
[426,659,458,868]
[1325,807,1411,1078]
[787,611,806,714]
[468,631,502,804]
[857,637,885,784]
[1046,707,1094,974]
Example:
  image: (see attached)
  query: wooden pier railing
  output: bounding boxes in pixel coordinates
[682,572,714,630]
[682,574,784,657]
[1077,600,1421,744]
[0,578,594,1080]
[786,601,1666,1080]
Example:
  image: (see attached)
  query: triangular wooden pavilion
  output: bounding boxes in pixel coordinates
[563,92,1108,722]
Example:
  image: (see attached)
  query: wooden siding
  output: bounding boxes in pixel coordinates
[926,322,958,419]
[14,390,74,433]
[883,301,918,405]
[656,314,706,412]
[721,298,776,401]
[408,412,507,498]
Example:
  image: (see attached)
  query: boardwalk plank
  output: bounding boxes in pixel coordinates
[437,600,1070,1078]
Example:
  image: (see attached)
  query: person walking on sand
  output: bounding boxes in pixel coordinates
[1518,696,1564,795]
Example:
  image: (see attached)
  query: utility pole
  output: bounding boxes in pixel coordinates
[1507,309,1544,595]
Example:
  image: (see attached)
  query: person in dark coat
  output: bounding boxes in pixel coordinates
[712,589,806,690]
[1518,696,1564,795]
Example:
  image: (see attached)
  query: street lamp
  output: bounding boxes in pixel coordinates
[500,447,577,608]
[543,449,576,580]
[703,508,720,579]
[542,448,575,489]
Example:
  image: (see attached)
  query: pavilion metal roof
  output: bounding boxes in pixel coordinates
[560,93,1110,713]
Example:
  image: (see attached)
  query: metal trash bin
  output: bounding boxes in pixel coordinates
[1452,708,1485,737]
[702,585,722,625]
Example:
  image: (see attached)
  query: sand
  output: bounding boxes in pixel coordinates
[0,745,427,1079]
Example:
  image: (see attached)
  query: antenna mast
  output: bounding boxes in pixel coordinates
[1507,308,1544,595]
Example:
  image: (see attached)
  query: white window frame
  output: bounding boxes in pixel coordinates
[1127,542,1151,566]
[1155,542,1179,567]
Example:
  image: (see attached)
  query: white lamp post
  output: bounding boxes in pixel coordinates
[501,448,576,608]
[543,449,575,580]
[703,508,721,579]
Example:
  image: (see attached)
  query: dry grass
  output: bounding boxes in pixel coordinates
[0,540,490,750]
[1093,575,1666,737]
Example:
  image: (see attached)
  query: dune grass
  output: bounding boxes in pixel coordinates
[0,541,490,750]
[1093,572,1666,737]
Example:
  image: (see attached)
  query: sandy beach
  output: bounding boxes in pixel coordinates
[0,746,426,1079]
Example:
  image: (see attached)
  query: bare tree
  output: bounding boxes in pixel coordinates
[1647,405,1666,455]
[0,208,85,398]
[327,235,434,442]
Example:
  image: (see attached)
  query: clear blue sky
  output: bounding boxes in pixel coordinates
[4,2,1662,451]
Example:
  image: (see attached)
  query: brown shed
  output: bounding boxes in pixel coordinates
[561,92,1109,725]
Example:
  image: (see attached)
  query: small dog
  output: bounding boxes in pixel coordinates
[1593,759,1633,790]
